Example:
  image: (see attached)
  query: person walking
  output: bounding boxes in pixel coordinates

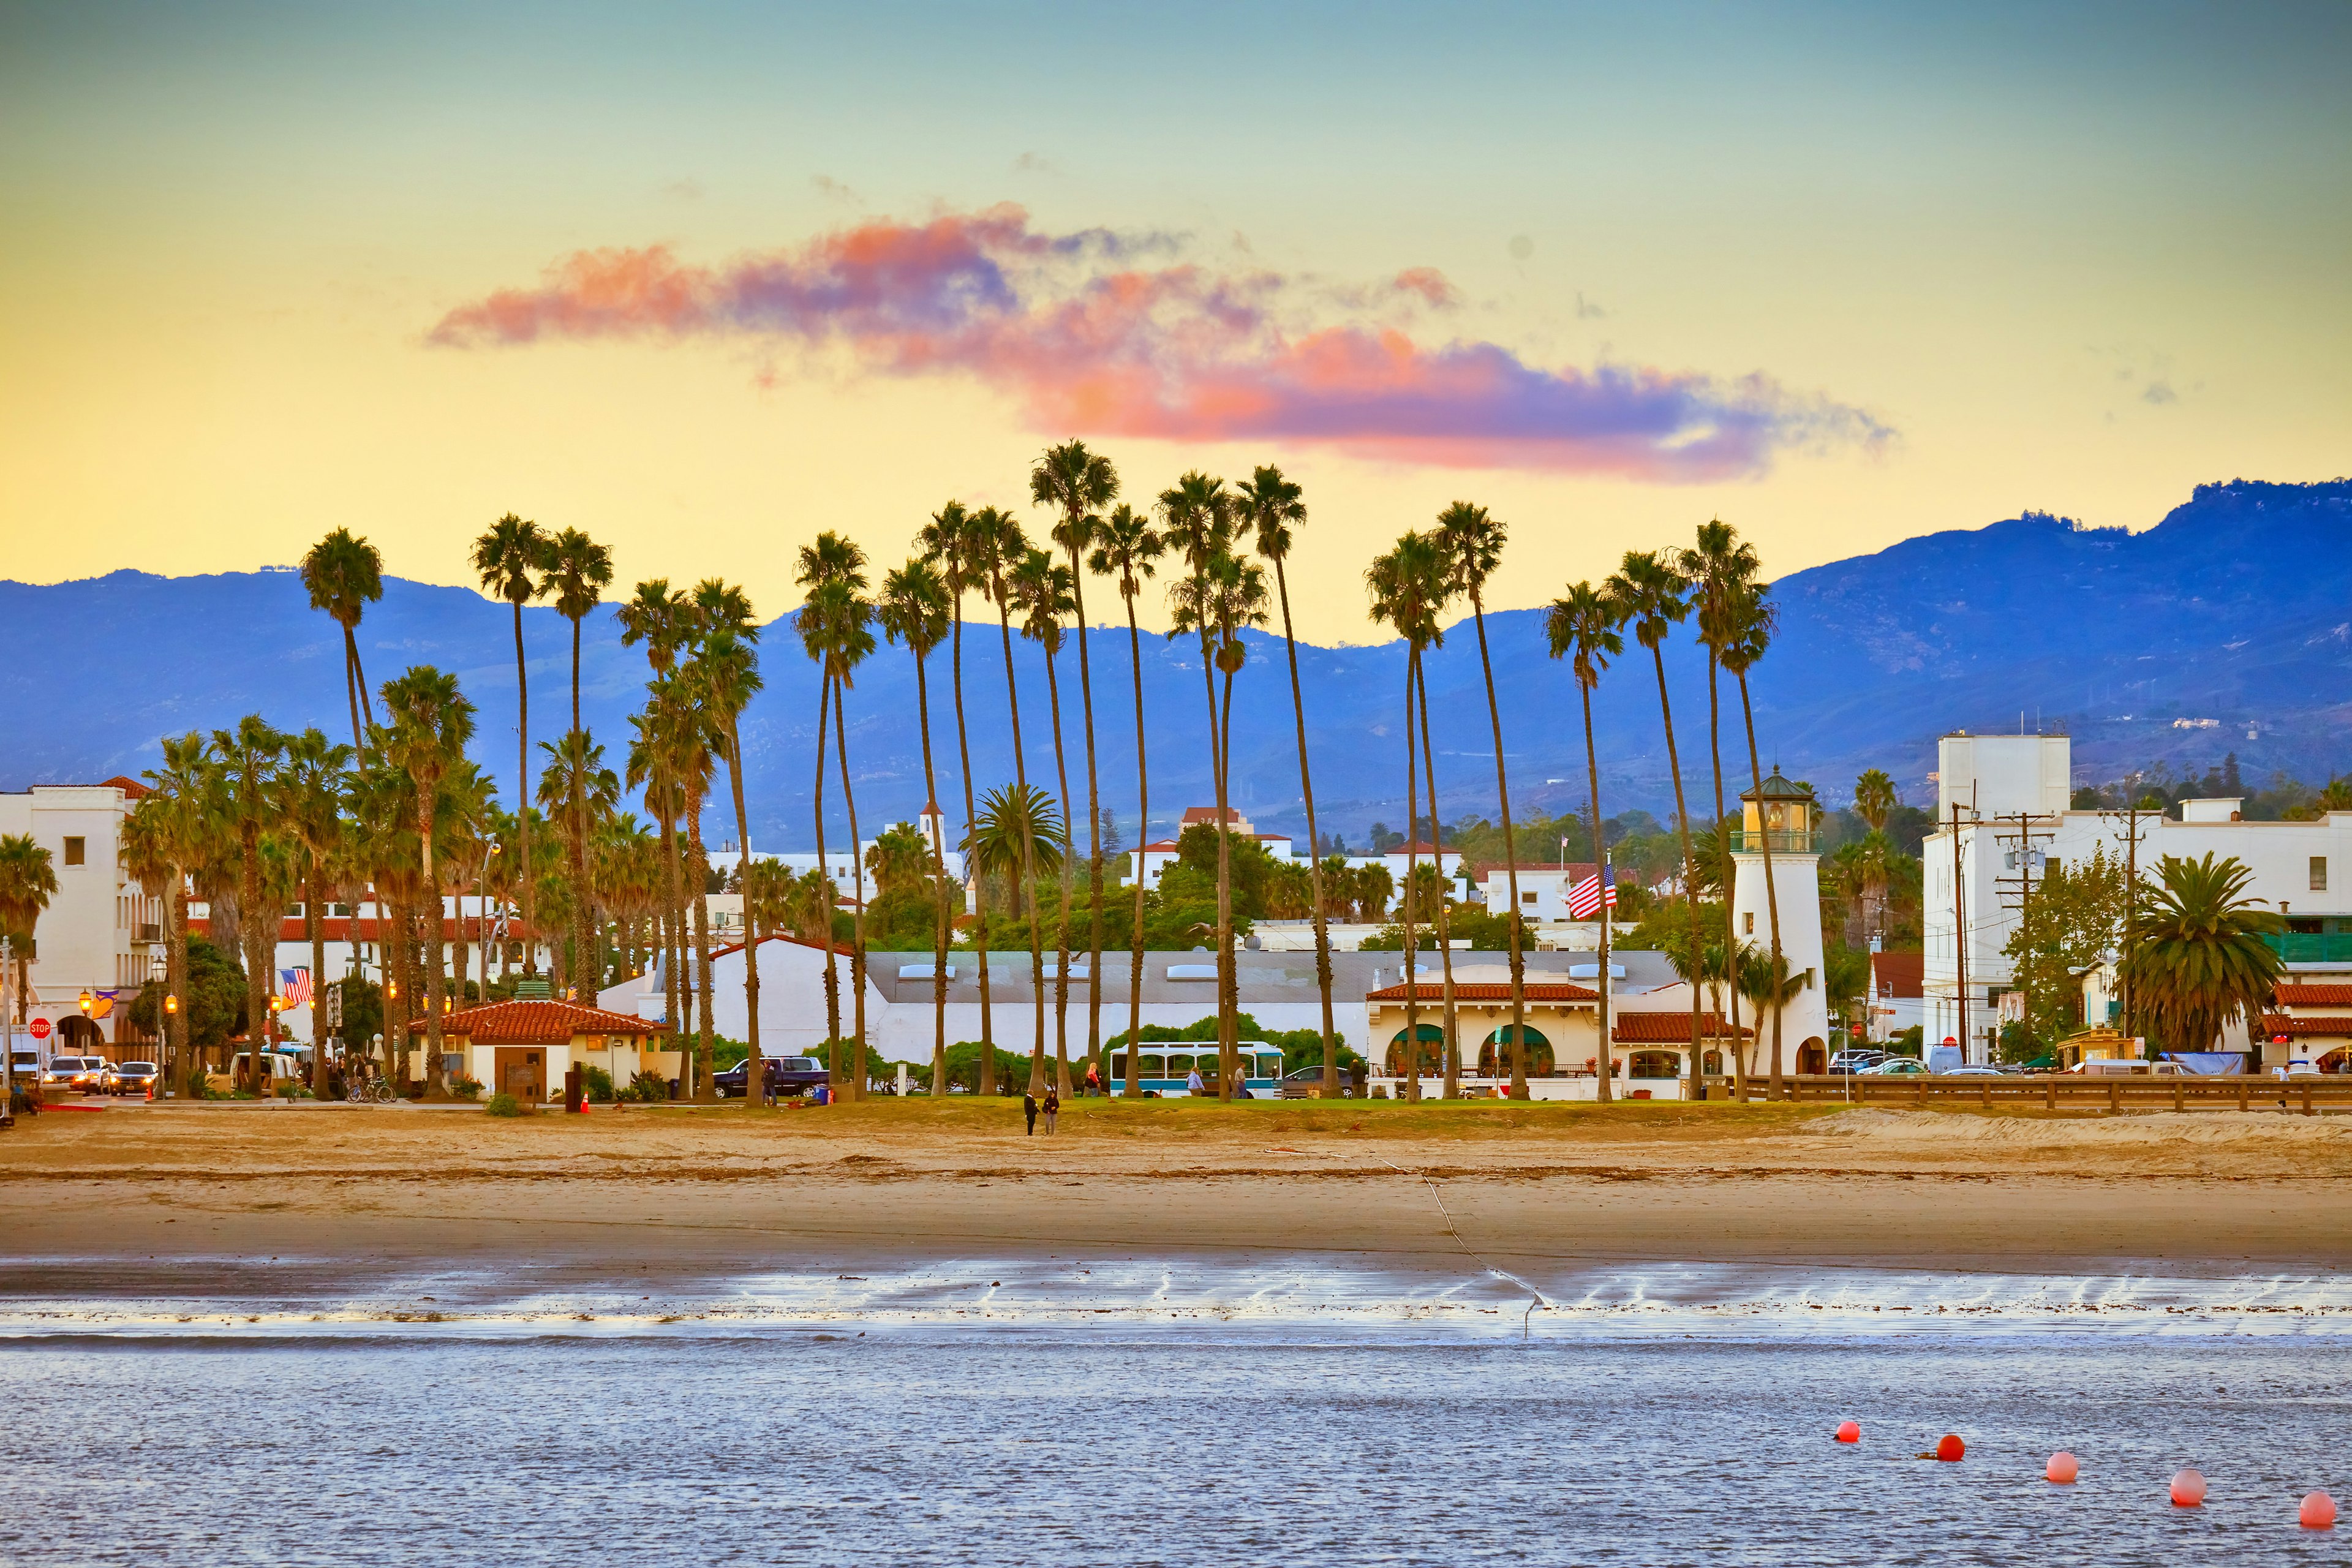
[1083,1060,1101,1098]
[1023,1088,1039,1136]
[1185,1064,1205,1096]
[1042,1085,1060,1134]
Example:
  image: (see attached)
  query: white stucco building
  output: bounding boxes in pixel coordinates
[0,778,166,1056]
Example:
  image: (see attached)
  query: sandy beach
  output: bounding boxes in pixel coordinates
[6,1099,2350,1303]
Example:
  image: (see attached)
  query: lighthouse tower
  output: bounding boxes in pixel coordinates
[1730,769,1829,1077]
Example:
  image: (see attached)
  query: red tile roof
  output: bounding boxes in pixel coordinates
[1366,980,1597,1002]
[1181,806,1247,825]
[415,1000,669,1042]
[1870,952,1924,1000]
[101,775,153,800]
[2261,1014,2352,1038]
[193,916,537,943]
[1613,1011,1751,1042]
[2275,985,2352,1009]
[1385,841,1452,857]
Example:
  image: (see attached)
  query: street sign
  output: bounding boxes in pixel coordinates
[325,981,344,1030]
[28,1017,50,1040]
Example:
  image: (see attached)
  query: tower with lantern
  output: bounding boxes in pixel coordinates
[1730,769,1830,1076]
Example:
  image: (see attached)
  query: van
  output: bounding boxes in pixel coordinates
[2071,1058,2187,1077]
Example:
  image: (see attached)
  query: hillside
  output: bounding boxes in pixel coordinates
[2,478,2346,843]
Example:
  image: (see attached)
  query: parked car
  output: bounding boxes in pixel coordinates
[102,1061,161,1096]
[1859,1057,1928,1076]
[2070,1058,2187,1076]
[714,1055,831,1099]
[1827,1050,1888,1075]
[41,1056,107,1094]
[1280,1065,1357,1099]
[1941,1065,2007,1077]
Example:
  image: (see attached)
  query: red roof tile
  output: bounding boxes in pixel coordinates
[2275,985,2352,1009]
[2261,1014,2352,1038]
[1613,1011,1751,1042]
[415,1000,669,1042]
[101,775,153,799]
[1366,980,1597,1002]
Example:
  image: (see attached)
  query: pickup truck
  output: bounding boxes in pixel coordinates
[713,1055,831,1099]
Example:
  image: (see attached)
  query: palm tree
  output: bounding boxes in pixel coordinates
[2120,853,2285,1055]
[1683,519,1760,1099]
[965,504,1048,1088]
[1087,503,1164,1096]
[0,834,59,1057]
[543,527,614,990]
[794,533,868,1064]
[534,728,619,992]
[1717,580,1789,1096]
[1012,548,1082,1096]
[276,728,353,1093]
[472,513,552,978]
[1032,440,1120,1085]
[1546,582,1626,1102]
[1608,549,1706,1102]
[617,580,693,1038]
[210,714,287,1091]
[300,528,385,755]
[1366,533,1447,1101]
[1738,944,1806,1081]
[807,576,878,1099]
[1241,465,1341,1098]
[643,669,719,1099]
[138,732,213,1093]
[378,667,476,1101]
[879,559,954,1098]
[1434,500,1529,1098]
[1409,605,1463,1099]
[624,710,687,1044]
[964,783,1066,1033]
[916,500,1001,1096]
[1853,767,1898,943]
[693,579,764,1087]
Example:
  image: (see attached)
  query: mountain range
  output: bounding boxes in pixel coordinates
[4,477,2346,846]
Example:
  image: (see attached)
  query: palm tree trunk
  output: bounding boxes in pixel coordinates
[1121,590,1149,1098]
[912,647,949,1099]
[1468,592,1526,1099]
[1709,654,1746,1099]
[1400,648,1422,1104]
[949,604,995,1097]
[342,627,368,755]
[992,594,1044,1096]
[662,809,686,1093]
[571,616,590,1001]
[1043,643,1074,1100]
[1271,558,1338,1100]
[513,603,535,976]
[690,809,715,1102]
[1582,681,1613,1104]
[420,815,451,1101]
[168,864,190,1096]
[832,677,869,1101]
[726,714,761,1104]
[1065,548,1107,1089]
[1414,659,1460,1099]
[1735,669,1788,1098]
[307,866,327,1096]
[1191,615,1229,1100]
[1215,654,1240,1099]
[1650,644,1705,1103]
[812,673,841,1050]
[239,823,266,1094]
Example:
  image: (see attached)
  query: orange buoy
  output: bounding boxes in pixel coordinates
[1835,1421,1860,1443]
[1935,1434,1965,1462]
[2169,1468,2206,1507]
[2045,1452,2078,1484]
[2302,1491,2337,1529]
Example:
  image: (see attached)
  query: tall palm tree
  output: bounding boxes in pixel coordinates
[1366,533,1447,1101]
[1013,546,1080,1097]
[964,505,1047,1090]
[644,668,718,1099]
[378,667,476,1101]
[1032,440,1120,1084]
[916,500,1001,1096]
[693,579,764,1085]
[1433,500,1529,1098]
[1738,943,1806,1081]
[1547,582,1626,1102]
[0,834,59,1049]
[275,727,353,1094]
[1853,767,1898,943]
[534,729,619,991]
[1608,549,1706,1102]
[1683,519,1760,1099]
[1087,503,1163,1096]
[879,559,954,1098]
[624,710,687,1046]
[1717,581,1790,1096]
[964,783,1066,1044]
[543,527,614,991]
[1241,464,1341,1098]
[472,513,552,978]
[2120,853,2285,1055]
[616,580,693,1038]
[210,714,287,1091]
[794,533,868,1063]
[299,527,385,755]
[139,732,213,1093]
[1410,612,1463,1099]
[807,576,878,1099]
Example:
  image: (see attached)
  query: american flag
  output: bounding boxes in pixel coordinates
[279,967,313,1009]
[1567,862,1619,919]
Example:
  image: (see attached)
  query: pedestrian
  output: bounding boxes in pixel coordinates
[1084,1060,1101,1098]
[1185,1064,1204,1096]
[1023,1089,1039,1135]
[1042,1085,1060,1133]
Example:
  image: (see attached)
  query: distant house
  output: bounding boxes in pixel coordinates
[429,998,674,1102]
[1866,951,1924,1044]
[1468,861,1629,923]
[2264,983,2352,1071]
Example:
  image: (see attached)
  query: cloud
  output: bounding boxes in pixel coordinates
[2141,379,2178,406]
[429,203,1890,480]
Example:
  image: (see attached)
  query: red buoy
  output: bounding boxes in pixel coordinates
[2045,1452,2078,1484]
[1935,1434,1965,1462]
[1834,1421,1860,1444]
[2170,1468,2206,1507]
[2302,1491,2337,1529]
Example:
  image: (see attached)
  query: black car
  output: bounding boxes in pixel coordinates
[714,1054,831,1099]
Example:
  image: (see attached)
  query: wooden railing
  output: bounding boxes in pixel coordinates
[1744,1073,2352,1114]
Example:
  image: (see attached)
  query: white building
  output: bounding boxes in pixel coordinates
[0,778,165,1056]
[1920,731,2352,1067]
[1126,805,1466,913]
[1729,769,1831,1072]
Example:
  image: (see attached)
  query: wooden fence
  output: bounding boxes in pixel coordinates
[1754,1073,2352,1114]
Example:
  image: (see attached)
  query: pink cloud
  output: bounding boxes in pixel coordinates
[429,205,1888,480]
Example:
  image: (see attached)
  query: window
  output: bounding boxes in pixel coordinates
[1521,891,1538,905]
[2313,857,2328,892]
[1743,911,1755,935]
[62,837,85,866]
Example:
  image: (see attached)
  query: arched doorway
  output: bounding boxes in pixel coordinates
[1386,1024,1444,1077]
[58,1016,106,1057]
[2316,1046,2347,1073]
[1796,1037,1828,1074]
[1477,1025,1553,1077]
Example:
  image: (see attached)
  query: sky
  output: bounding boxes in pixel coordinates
[2,1,2346,643]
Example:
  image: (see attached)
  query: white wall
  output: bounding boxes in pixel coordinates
[0,783,155,1047]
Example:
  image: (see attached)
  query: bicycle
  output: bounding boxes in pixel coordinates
[346,1075,398,1104]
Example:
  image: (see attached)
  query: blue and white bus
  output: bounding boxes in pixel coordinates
[1106,1041,1284,1097]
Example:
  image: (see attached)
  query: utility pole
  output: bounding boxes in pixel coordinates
[1990,810,2055,1052]
[2117,800,2149,1038]
[1950,801,1967,1062]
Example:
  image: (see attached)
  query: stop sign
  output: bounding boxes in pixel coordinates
[28,1017,51,1040]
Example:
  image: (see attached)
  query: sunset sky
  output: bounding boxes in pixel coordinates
[4,1,2346,641]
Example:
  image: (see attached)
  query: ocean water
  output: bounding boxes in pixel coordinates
[2,1313,2346,1566]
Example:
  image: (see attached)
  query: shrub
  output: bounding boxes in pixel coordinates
[451,1076,484,1101]
[484,1092,524,1117]
[580,1065,615,1103]
[626,1069,671,1102]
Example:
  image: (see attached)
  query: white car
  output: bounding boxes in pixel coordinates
[1941,1065,2007,1077]
[40,1055,107,1094]
[1860,1057,1928,1076]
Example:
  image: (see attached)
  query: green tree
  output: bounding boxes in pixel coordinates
[1547,581,1626,1103]
[1366,532,1449,1101]
[299,527,385,755]
[878,558,955,1098]
[1087,503,1164,1095]
[379,666,477,1100]
[1012,545,1081,1096]
[1718,581,1791,1096]
[2119,853,2285,1057]
[544,528,614,995]
[617,579,695,1039]
[126,935,247,1058]
[275,726,354,1092]
[795,532,869,1069]
[210,714,287,1091]
[1683,519,1760,1097]
[1999,846,2130,1051]
[472,513,552,976]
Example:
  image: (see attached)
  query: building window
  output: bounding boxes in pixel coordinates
[63,837,85,866]
[1521,891,1537,905]
[1743,911,1755,935]
[2313,857,2328,892]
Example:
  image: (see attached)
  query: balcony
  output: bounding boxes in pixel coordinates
[1729,827,1822,856]
[2261,932,2352,964]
